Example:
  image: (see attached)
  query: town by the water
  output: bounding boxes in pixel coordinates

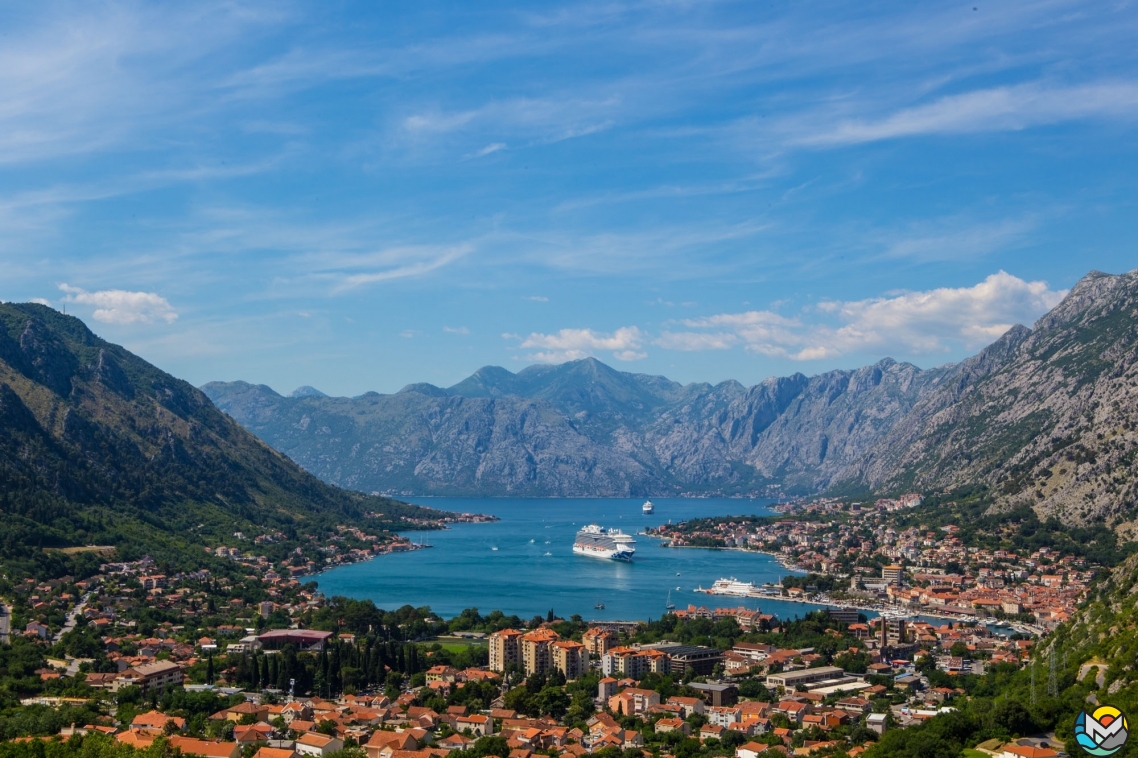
[0,491,1087,758]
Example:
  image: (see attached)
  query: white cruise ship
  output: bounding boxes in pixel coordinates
[694,577,764,597]
[573,524,636,561]
[642,499,654,515]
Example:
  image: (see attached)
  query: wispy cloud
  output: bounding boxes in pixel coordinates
[324,244,472,292]
[518,219,772,277]
[158,204,478,295]
[443,325,470,334]
[0,4,283,165]
[59,284,178,325]
[876,215,1040,262]
[398,95,622,151]
[471,142,507,158]
[798,81,1138,147]
[404,111,480,135]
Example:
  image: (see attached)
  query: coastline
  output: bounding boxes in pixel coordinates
[651,539,983,625]
[648,536,804,574]
[314,496,919,623]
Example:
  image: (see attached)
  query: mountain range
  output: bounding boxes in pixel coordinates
[204,270,1138,533]
[0,303,442,578]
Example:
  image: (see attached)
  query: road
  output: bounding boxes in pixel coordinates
[53,592,94,644]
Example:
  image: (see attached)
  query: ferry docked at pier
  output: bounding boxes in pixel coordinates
[574,524,636,561]
[694,577,764,598]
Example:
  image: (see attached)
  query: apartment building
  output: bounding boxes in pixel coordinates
[521,628,560,675]
[113,660,184,693]
[607,688,660,716]
[489,629,523,673]
[601,646,670,678]
[582,627,618,657]
[551,640,588,680]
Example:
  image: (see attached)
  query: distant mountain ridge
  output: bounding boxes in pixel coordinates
[204,268,1138,532]
[204,351,951,499]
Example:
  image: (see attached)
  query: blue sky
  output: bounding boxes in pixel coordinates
[2,1,1137,396]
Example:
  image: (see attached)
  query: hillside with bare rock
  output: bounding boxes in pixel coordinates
[846,269,1138,531]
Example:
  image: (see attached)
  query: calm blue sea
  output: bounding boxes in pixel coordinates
[314,497,854,623]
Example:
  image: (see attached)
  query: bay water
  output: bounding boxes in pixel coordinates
[314,497,851,623]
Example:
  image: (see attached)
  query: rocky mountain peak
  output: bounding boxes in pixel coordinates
[291,385,328,398]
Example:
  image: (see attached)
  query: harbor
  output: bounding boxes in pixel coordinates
[314,496,836,621]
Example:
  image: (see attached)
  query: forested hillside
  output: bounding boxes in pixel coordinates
[0,303,444,579]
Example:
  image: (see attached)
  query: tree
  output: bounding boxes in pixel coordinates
[537,686,570,719]
[990,699,1036,738]
[504,686,535,717]
[471,735,510,758]
[720,729,747,750]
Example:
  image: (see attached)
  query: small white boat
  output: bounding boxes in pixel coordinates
[544,551,552,556]
[491,546,498,551]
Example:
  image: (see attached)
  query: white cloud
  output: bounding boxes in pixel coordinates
[58,284,178,325]
[655,331,739,351]
[525,295,549,302]
[443,326,470,334]
[518,326,646,362]
[30,297,51,306]
[399,329,419,339]
[659,272,1066,360]
[799,81,1138,147]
